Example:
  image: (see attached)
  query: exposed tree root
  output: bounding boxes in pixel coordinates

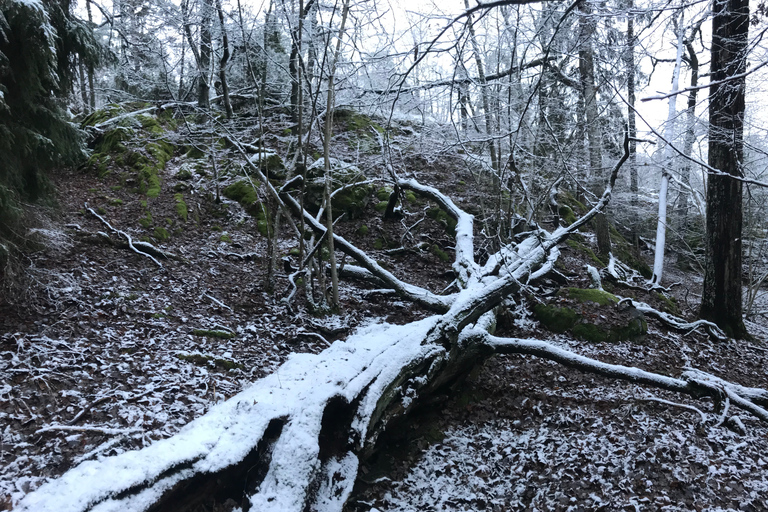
[85,204,182,265]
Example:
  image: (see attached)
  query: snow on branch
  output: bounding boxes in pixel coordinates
[86,204,164,267]
[396,178,479,287]
[465,328,768,423]
[280,188,455,312]
[623,298,727,340]
[18,319,444,512]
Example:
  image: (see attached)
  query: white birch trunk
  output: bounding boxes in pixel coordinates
[651,10,685,285]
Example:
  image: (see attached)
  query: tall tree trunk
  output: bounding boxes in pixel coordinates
[464,0,499,175]
[77,57,89,112]
[322,0,350,309]
[626,0,638,242]
[652,11,684,285]
[198,0,212,109]
[179,35,186,100]
[701,0,749,338]
[86,0,95,109]
[676,40,699,241]
[579,0,610,256]
[216,0,233,119]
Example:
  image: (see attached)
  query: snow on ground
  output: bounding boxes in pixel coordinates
[350,318,768,512]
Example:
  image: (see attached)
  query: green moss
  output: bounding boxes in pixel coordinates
[220,233,232,243]
[223,180,260,214]
[334,108,383,133]
[191,329,235,339]
[431,244,451,262]
[176,168,193,180]
[153,226,170,241]
[426,207,457,236]
[374,201,388,212]
[256,153,285,178]
[571,323,609,343]
[655,292,680,315]
[107,197,123,206]
[532,303,579,333]
[177,353,243,371]
[559,205,577,226]
[81,104,126,127]
[211,225,222,232]
[373,238,384,250]
[377,187,393,201]
[174,193,188,222]
[565,239,607,266]
[289,247,301,256]
[610,225,653,279]
[404,191,418,203]
[256,207,271,237]
[331,184,371,219]
[357,225,369,236]
[186,145,207,159]
[559,190,588,216]
[564,287,618,306]
[138,114,165,136]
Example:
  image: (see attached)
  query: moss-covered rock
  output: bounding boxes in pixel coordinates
[431,244,451,262]
[249,151,286,179]
[223,180,260,214]
[533,287,647,343]
[610,224,653,279]
[304,158,372,219]
[563,287,618,306]
[566,238,607,266]
[191,329,235,339]
[153,226,170,241]
[81,104,127,127]
[174,193,188,222]
[427,207,457,236]
[532,303,579,333]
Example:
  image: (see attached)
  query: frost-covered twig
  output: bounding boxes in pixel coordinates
[640,395,708,424]
[35,424,143,436]
[465,328,768,424]
[204,293,232,311]
[620,298,727,340]
[86,204,163,268]
[396,178,479,287]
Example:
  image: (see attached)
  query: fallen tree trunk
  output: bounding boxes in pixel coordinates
[19,132,768,512]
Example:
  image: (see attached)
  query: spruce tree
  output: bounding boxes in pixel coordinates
[0,0,98,236]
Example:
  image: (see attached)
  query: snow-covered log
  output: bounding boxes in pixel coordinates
[25,128,768,512]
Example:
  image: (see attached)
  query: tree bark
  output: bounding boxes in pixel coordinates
[626,0,638,247]
[578,0,610,256]
[676,40,699,244]
[198,0,212,109]
[215,0,233,119]
[652,11,684,285]
[464,0,500,175]
[700,0,749,338]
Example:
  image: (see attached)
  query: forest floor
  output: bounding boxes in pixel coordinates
[2,106,768,511]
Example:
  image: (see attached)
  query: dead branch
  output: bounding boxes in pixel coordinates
[465,328,768,423]
[86,205,164,267]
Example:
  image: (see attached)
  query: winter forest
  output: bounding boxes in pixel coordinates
[4,0,768,509]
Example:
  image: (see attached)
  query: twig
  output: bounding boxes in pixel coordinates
[36,424,142,435]
[640,395,708,424]
[85,204,163,268]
